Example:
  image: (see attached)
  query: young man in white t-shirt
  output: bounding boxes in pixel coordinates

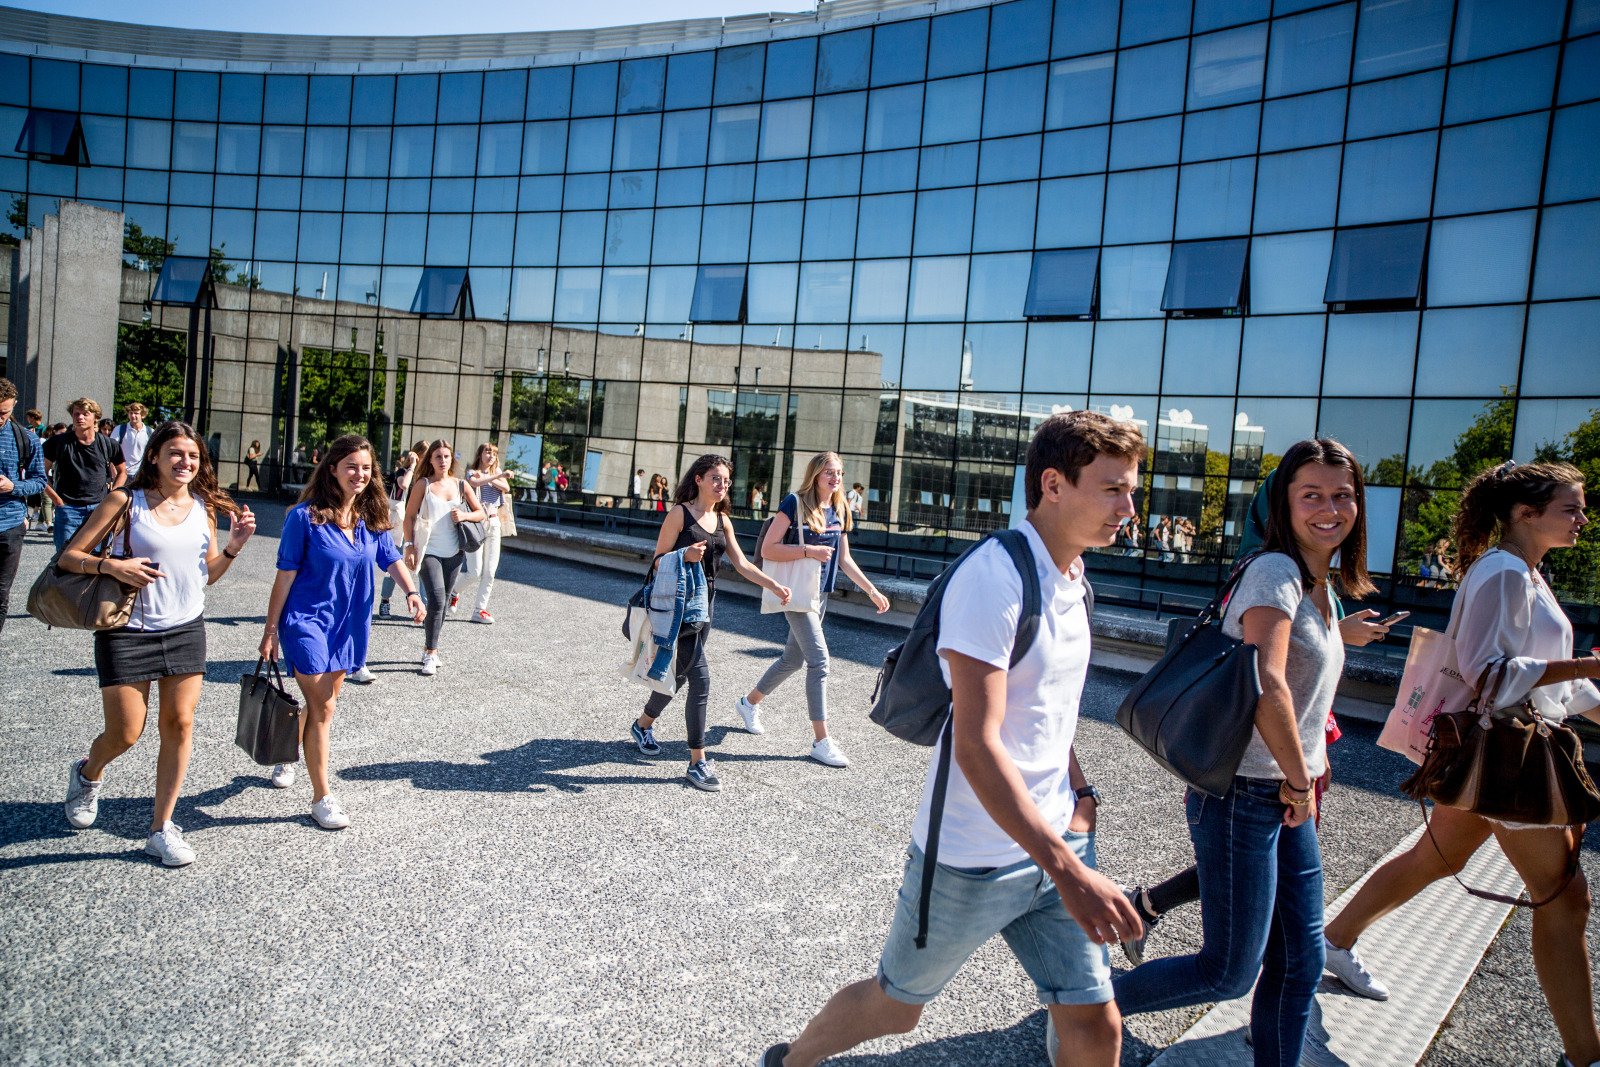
[763,411,1147,1067]
[112,403,151,479]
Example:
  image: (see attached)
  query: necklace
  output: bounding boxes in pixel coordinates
[150,489,191,513]
[1499,540,1545,584]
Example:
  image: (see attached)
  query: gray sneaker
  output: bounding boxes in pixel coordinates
[1323,936,1390,1000]
[65,759,102,829]
[1121,886,1159,967]
[1046,1013,1059,1065]
[686,758,722,792]
[144,822,196,867]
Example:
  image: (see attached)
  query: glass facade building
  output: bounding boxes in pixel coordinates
[2,0,1598,618]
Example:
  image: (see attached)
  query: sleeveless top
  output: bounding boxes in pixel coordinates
[420,480,463,557]
[672,504,728,595]
[125,489,211,631]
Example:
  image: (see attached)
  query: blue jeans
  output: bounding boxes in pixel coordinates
[1114,778,1325,1067]
[53,504,94,554]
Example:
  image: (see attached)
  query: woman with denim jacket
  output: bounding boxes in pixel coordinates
[1113,438,1375,1066]
[629,453,789,792]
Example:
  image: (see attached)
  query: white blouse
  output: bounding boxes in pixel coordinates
[1447,548,1600,722]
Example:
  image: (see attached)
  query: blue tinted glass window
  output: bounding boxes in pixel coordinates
[862,148,919,192]
[1162,319,1242,393]
[436,72,482,124]
[1324,222,1429,307]
[477,176,519,212]
[660,110,709,168]
[855,192,914,257]
[799,261,854,321]
[1045,54,1113,129]
[980,135,1042,183]
[651,207,701,264]
[303,127,346,176]
[1099,244,1171,318]
[482,70,527,123]
[974,182,1038,251]
[559,211,605,264]
[395,74,437,124]
[1340,133,1436,224]
[1176,158,1254,239]
[765,38,817,100]
[655,168,703,206]
[212,207,256,259]
[383,215,425,264]
[701,203,753,262]
[391,126,433,178]
[563,172,608,211]
[572,63,618,117]
[216,125,260,174]
[478,123,522,177]
[567,118,614,173]
[1163,238,1248,312]
[990,0,1052,68]
[1533,202,1600,300]
[1052,0,1118,57]
[339,213,383,262]
[554,268,600,321]
[1347,71,1444,139]
[81,66,128,115]
[527,67,573,120]
[387,178,428,212]
[1110,117,1181,170]
[1240,315,1324,394]
[296,211,341,262]
[78,115,123,167]
[851,258,909,321]
[513,213,560,264]
[301,177,342,211]
[1267,5,1356,97]
[919,142,978,188]
[984,65,1047,138]
[819,29,871,92]
[1254,147,1339,232]
[666,52,714,111]
[803,197,858,260]
[1036,175,1105,246]
[1435,115,1546,215]
[907,258,968,321]
[867,84,923,150]
[126,119,171,170]
[709,105,760,164]
[929,7,988,77]
[1104,167,1177,244]
[612,113,661,171]
[1189,25,1266,109]
[1182,103,1260,162]
[426,215,471,264]
[1195,0,1268,31]
[351,76,393,125]
[1444,48,1558,124]
[1429,211,1535,305]
[1452,0,1564,62]
[1560,37,1600,104]
[261,127,304,176]
[924,75,983,144]
[812,92,866,155]
[166,209,209,258]
[808,153,861,197]
[968,253,1032,322]
[1260,89,1346,150]
[615,59,664,115]
[872,19,928,86]
[760,98,812,159]
[170,174,213,208]
[1354,0,1450,80]
[263,75,306,124]
[1090,321,1163,389]
[1250,230,1334,312]
[174,72,219,121]
[433,125,477,177]
[1116,40,1188,120]
[715,45,764,105]
[31,59,77,110]
[307,76,351,126]
[914,188,975,255]
[604,210,653,264]
[1025,248,1098,318]
[1524,302,1600,396]
[17,109,85,164]
[599,266,648,321]
[522,121,567,173]
[1547,103,1600,203]
[1120,0,1193,46]
[129,69,174,118]
[1043,126,1109,175]
[751,200,803,260]
[706,163,755,204]
[250,210,295,260]
[691,262,745,321]
[152,256,211,304]
[1323,313,1417,395]
[755,159,805,200]
[610,170,656,211]
[745,263,797,320]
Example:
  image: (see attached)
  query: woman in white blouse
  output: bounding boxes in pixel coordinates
[1323,461,1599,1067]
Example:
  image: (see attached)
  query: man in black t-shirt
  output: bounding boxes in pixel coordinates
[43,397,124,554]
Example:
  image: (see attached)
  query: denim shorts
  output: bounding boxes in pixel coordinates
[876,830,1113,1006]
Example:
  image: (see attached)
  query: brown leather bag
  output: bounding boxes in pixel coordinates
[26,490,139,631]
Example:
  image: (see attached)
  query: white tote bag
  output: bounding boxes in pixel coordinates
[1377,626,1474,765]
[761,556,824,614]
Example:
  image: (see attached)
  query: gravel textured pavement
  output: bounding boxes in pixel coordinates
[0,499,1591,1066]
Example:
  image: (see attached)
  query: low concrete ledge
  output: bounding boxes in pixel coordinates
[504,520,1403,722]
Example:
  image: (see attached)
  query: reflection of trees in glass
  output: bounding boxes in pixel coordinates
[1536,408,1600,603]
[294,341,387,454]
[123,221,173,269]
[508,374,546,433]
[1,193,25,246]
[114,325,186,421]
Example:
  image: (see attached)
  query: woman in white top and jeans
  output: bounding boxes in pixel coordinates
[402,439,485,676]
[1325,460,1600,1067]
[60,421,257,867]
[451,443,511,624]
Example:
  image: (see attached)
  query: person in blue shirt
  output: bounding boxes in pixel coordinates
[0,377,47,638]
[260,434,424,830]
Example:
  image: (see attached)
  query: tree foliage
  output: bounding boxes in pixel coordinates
[114,325,187,421]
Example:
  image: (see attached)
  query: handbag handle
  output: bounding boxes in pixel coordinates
[1416,799,1582,908]
[1167,551,1265,653]
[254,655,290,692]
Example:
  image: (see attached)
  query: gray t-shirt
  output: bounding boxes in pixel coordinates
[1221,552,1341,780]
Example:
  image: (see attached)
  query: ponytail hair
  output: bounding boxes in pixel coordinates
[1452,460,1585,570]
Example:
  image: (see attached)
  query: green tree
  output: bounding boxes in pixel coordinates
[123,222,174,269]
[114,325,186,420]
[295,344,386,453]
[0,193,25,247]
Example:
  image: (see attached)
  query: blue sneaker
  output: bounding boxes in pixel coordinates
[686,758,722,792]
[630,721,662,756]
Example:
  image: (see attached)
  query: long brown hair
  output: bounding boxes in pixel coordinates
[130,421,240,519]
[469,442,500,472]
[299,434,392,531]
[792,451,853,534]
[421,438,459,482]
[1453,460,1585,570]
[1264,438,1375,598]
[673,454,732,517]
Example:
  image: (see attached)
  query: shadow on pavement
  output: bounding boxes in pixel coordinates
[823,1010,1162,1065]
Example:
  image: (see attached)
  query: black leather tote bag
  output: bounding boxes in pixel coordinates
[1115,555,1264,797]
[236,658,302,766]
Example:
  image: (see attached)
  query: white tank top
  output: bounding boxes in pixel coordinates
[125,489,210,631]
[421,481,462,557]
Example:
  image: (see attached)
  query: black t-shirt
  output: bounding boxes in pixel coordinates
[43,432,122,505]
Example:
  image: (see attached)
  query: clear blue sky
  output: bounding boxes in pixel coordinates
[8,0,792,34]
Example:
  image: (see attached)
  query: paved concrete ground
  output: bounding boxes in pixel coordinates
[1,500,1593,1066]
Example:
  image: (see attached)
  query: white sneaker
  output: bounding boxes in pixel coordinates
[1323,936,1390,1000]
[736,697,765,735]
[420,652,439,676]
[348,665,376,684]
[270,762,296,789]
[65,759,102,829]
[144,821,196,866]
[810,736,849,768]
[311,795,350,830]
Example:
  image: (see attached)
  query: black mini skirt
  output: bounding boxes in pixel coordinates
[93,615,207,689]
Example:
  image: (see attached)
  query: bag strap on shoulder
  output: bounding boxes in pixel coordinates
[11,419,33,473]
[991,528,1042,668]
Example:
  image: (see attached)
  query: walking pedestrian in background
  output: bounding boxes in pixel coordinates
[43,398,124,553]
[259,435,424,829]
[244,440,262,491]
[0,378,46,638]
[378,450,418,621]
[402,439,485,677]
[111,404,152,480]
[60,421,256,867]
[453,442,511,624]
[737,452,890,768]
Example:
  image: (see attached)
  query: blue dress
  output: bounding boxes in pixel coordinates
[276,504,402,675]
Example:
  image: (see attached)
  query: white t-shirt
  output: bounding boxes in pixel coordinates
[911,519,1091,868]
[114,423,151,475]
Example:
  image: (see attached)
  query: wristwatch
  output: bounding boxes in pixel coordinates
[1074,785,1101,806]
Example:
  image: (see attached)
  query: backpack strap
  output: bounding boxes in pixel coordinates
[10,420,32,475]
[992,528,1043,667]
[915,713,956,949]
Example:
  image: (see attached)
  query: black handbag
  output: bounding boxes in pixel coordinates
[1115,555,1264,797]
[454,480,488,553]
[236,658,302,766]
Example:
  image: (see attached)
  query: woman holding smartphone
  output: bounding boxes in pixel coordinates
[402,439,486,676]
[735,451,890,768]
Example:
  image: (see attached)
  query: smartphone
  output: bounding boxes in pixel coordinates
[1379,610,1411,626]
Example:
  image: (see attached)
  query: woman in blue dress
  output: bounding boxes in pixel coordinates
[260,435,425,829]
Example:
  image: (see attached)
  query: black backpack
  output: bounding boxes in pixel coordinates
[868,528,1093,948]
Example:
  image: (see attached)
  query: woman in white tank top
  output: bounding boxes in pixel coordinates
[57,421,258,868]
[401,438,484,675]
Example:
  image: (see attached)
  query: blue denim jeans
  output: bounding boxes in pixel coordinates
[53,504,94,554]
[1114,778,1325,1067]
